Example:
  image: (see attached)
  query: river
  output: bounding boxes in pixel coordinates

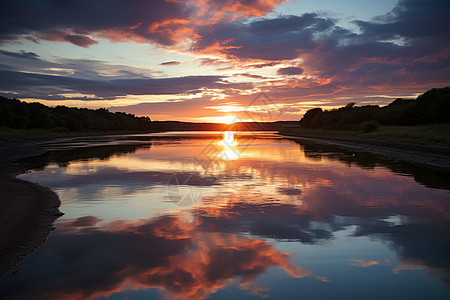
[2,131,450,299]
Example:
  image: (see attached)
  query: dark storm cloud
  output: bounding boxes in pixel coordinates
[0,0,289,47]
[277,67,304,75]
[191,0,450,89]
[192,0,449,61]
[354,0,450,41]
[0,49,158,80]
[304,0,450,80]
[0,69,225,100]
[0,50,39,59]
[192,14,335,60]
[0,0,192,46]
[0,0,448,104]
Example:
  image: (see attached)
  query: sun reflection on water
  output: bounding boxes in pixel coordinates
[218,131,240,160]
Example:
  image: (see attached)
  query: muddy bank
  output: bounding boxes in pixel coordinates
[0,134,157,177]
[279,134,450,170]
[0,176,62,280]
[0,137,48,177]
[0,137,63,280]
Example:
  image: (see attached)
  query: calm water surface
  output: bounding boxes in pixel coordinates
[2,131,450,299]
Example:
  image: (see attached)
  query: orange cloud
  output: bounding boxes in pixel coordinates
[97,0,289,48]
[349,259,381,268]
[195,0,289,20]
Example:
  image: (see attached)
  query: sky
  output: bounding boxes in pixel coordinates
[0,0,449,122]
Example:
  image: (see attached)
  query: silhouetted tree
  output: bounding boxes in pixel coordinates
[299,108,323,128]
[297,87,450,130]
[0,97,155,132]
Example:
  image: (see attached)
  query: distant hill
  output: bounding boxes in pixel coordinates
[298,87,450,132]
[152,120,298,131]
[0,96,297,133]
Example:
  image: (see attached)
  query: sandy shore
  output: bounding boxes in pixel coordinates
[0,137,62,280]
[279,134,450,169]
[0,137,49,177]
[0,177,62,280]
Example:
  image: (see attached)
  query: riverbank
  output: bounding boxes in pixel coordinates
[0,177,62,280]
[0,129,162,176]
[0,128,161,138]
[279,124,450,145]
[0,137,64,280]
[278,126,450,169]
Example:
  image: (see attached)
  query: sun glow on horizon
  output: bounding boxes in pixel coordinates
[213,116,240,124]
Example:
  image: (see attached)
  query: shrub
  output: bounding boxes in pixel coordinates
[355,120,379,133]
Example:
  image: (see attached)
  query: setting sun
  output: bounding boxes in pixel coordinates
[215,116,239,124]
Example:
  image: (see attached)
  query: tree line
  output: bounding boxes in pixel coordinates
[299,87,450,132]
[0,97,154,132]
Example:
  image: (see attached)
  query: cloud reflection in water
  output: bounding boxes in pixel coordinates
[9,133,450,299]
[2,215,327,300]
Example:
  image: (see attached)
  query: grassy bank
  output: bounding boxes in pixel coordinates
[0,127,161,138]
[279,124,450,146]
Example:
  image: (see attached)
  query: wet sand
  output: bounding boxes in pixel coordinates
[0,177,62,280]
[0,137,62,280]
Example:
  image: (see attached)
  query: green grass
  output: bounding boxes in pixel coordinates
[279,124,450,146]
